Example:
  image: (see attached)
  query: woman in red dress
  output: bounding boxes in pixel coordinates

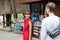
[19,12,33,40]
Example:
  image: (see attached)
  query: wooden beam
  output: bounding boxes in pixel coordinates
[19,0,41,3]
[3,14,6,28]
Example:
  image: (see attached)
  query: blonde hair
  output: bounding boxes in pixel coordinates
[46,2,56,12]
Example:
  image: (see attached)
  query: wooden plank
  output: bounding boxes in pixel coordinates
[19,0,41,3]
[54,0,60,1]
[55,5,60,17]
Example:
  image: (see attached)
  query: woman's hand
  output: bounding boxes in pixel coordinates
[17,20,24,22]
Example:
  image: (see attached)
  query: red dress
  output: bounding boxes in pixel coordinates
[23,18,32,40]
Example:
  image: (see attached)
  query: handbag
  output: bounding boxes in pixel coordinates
[47,18,60,39]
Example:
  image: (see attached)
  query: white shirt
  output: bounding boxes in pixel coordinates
[40,15,60,40]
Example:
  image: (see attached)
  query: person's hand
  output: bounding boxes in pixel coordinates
[17,20,24,22]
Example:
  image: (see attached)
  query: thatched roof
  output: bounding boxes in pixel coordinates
[14,0,30,13]
[4,0,11,14]
[0,0,11,14]
[0,0,30,14]
[1,0,60,14]
[0,0,4,14]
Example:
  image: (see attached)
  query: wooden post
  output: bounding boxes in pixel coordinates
[6,14,11,27]
[3,14,6,28]
[0,0,6,28]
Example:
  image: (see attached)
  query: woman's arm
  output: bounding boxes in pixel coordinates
[18,20,24,22]
[29,21,32,40]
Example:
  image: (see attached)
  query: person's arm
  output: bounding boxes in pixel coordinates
[18,20,24,22]
[29,21,32,40]
[40,20,47,40]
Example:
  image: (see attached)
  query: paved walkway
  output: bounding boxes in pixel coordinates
[0,31,23,40]
[0,24,39,40]
[0,30,39,40]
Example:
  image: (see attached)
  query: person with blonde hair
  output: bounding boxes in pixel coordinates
[40,2,60,40]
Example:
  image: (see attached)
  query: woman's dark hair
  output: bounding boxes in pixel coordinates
[24,12,31,19]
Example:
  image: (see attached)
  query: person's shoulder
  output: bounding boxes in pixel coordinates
[28,18,32,20]
[42,17,52,24]
[42,16,59,22]
[28,19,32,22]
[42,17,49,21]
